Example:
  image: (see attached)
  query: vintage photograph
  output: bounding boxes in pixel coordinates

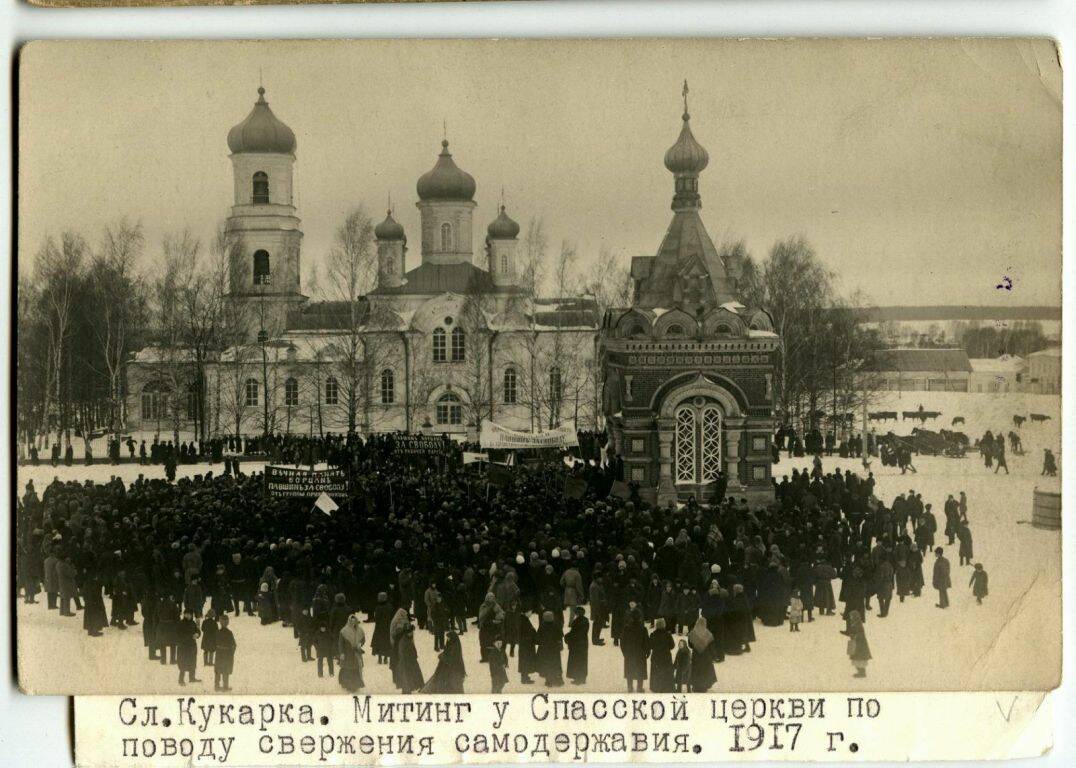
[15,39,1061,695]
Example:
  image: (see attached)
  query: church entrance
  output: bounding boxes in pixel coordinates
[673,397,723,487]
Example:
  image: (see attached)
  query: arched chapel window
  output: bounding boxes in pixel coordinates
[253,250,271,285]
[252,172,269,205]
[440,222,453,251]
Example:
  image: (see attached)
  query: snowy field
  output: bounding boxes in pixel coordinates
[16,390,1061,694]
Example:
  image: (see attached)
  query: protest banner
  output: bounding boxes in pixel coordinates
[479,422,579,450]
[265,466,349,499]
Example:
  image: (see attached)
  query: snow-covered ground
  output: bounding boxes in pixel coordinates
[16,390,1061,694]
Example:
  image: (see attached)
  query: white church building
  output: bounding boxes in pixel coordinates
[127,87,600,440]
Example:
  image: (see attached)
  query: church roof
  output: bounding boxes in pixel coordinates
[634,209,737,308]
[285,300,370,331]
[369,262,524,297]
[227,87,297,155]
[869,348,973,373]
[416,140,476,202]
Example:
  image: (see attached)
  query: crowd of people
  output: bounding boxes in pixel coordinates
[18,429,992,692]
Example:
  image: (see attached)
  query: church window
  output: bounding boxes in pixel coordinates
[325,376,339,405]
[244,378,259,407]
[440,222,453,251]
[284,378,299,407]
[628,323,647,338]
[252,172,270,205]
[436,392,463,426]
[140,382,170,421]
[549,366,562,403]
[380,369,395,404]
[674,403,723,484]
[432,328,447,362]
[666,324,684,338]
[503,367,518,404]
[715,323,732,335]
[451,327,466,362]
[501,254,508,273]
[253,250,272,285]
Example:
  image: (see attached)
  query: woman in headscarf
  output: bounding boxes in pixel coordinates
[496,570,522,658]
[257,582,276,625]
[564,605,589,685]
[700,580,727,662]
[688,616,717,693]
[338,614,365,692]
[388,606,410,687]
[536,610,564,687]
[260,566,279,618]
[620,600,649,692]
[845,610,871,678]
[371,592,393,664]
[478,592,505,662]
[395,624,425,694]
[647,617,675,693]
[421,631,466,693]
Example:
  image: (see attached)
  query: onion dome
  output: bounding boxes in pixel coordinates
[375,210,405,241]
[487,205,520,239]
[663,110,709,175]
[416,140,476,201]
[227,87,297,155]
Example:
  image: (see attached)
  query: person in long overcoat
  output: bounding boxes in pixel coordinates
[395,626,425,694]
[812,560,837,615]
[688,617,717,693]
[970,563,989,604]
[840,568,867,629]
[388,607,411,686]
[257,582,276,625]
[486,639,509,693]
[564,606,589,685]
[957,522,974,566]
[560,564,585,611]
[156,595,180,665]
[536,611,564,687]
[517,610,539,684]
[673,639,691,692]
[647,618,675,693]
[845,610,871,678]
[214,614,236,691]
[588,577,608,645]
[176,608,201,685]
[43,548,59,610]
[932,547,951,609]
[420,631,465,693]
[371,592,393,664]
[201,610,219,666]
[724,584,755,655]
[338,614,365,693]
[81,573,108,637]
[620,602,649,692]
[142,590,159,659]
[478,593,505,662]
[57,554,79,616]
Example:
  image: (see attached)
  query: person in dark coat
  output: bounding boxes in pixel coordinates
[421,630,465,693]
[176,608,201,685]
[647,618,675,693]
[812,560,837,615]
[214,614,236,691]
[142,591,159,659]
[338,614,365,693]
[315,615,336,678]
[536,611,564,687]
[874,560,894,618]
[156,595,179,665]
[296,608,314,662]
[724,584,755,655]
[840,568,867,629]
[517,610,539,684]
[201,610,219,666]
[564,606,589,685]
[588,576,608,645]
[395,625,425,694]
[81,573,108,637]
[620,602,649,692]
[57,554,79,616]
[970,563,989,604]
[933,547,951,609]
[845,610,871,678]
[957,522,974,566]
[673,639,691,692]
[486,638,509,693]
[371,593,393,664]
[688,617,717,693]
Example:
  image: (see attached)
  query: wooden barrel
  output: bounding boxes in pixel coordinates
[1032,487,1062,530]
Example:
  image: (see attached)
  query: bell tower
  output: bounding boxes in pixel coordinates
[224,86,306,338]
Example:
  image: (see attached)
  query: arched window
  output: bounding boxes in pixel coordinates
[436,392,462,426]
[253,250,271,285]
[451,327,466,362]
[503,367,518,404]
[666,324,684,338]
[440,222,453,251]
[628,323,647,338]
[244,378,259,407]
[380,369,395,404]
[325,376,339,406]
[252,171,270,205]
[501,254,508,273]
[284,377,299,407]
[549,366,562,403]
[715,323,732,335]
[674,403,722,485]
[432,328,447,362]
[185,382,199,421]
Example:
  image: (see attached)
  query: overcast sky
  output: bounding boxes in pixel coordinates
[19,38,1061,307]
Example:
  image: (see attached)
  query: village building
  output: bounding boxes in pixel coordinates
[866,348,973,393]
[968,354,1025,393]
[1025,346,1061,395]
[598,86,779,508]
